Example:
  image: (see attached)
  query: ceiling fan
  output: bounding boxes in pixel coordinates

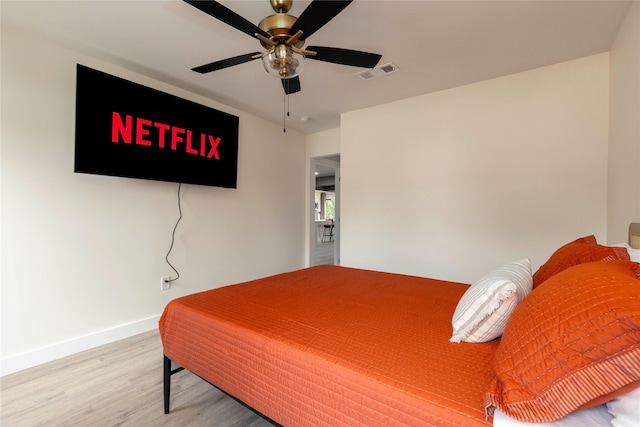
[184,0,382,95]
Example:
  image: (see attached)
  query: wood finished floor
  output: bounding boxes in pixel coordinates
[2,247,335,426]
[314,241,335,265]
[0,330,277,427]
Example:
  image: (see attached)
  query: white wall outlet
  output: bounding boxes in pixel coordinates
[160,276,171,291]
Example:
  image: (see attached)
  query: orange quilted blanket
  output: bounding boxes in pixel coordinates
[159,265,498,426]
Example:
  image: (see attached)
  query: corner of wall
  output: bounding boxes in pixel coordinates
[607,1,640,243]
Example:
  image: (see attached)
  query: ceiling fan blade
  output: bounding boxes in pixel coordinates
[282,76,301,95]
[183,0,270,39]
[306,46,382,68]
[192,52,261,74]
[289,1,352,40]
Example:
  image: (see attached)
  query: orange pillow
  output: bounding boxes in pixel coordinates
[532,235,629,288]
[485,260,640,423]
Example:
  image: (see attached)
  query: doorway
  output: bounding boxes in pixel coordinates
[312,155,340,265]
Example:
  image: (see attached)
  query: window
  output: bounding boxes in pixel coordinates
[325,196,335,220]
[315,190,335,220]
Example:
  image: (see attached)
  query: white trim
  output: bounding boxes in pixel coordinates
[0,315,160,377]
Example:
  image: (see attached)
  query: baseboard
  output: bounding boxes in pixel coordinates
[1,315,160,377]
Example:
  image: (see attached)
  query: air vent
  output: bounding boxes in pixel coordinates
[356,62,399,81]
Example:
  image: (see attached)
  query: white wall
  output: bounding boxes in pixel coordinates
[608,1,640,244]
[1,26,306,375]
[340,54,610,283]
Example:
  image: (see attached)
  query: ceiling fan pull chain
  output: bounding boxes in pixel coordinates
[283,91,287,133]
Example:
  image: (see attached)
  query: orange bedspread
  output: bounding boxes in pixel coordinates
[159,265,498,426]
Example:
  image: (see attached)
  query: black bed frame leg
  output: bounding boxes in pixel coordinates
[163,354,171,414]
[163,354,185,414]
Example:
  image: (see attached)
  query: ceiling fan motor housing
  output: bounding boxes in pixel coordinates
[258,13,304,49]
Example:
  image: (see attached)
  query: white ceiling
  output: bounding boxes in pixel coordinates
[1,0,632,134]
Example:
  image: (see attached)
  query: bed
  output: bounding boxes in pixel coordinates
[159,230,640,426]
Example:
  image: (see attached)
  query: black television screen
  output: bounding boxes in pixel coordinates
[74,64,239,188]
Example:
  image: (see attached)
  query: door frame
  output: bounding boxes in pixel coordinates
[310,155,340,266]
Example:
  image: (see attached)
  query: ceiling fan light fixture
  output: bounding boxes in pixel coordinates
[185,0,383,95]
[262,44,305,79]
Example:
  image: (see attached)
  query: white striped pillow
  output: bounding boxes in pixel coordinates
[450,259,532,343]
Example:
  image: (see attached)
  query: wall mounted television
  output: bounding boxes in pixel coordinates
[74,64,239,188]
